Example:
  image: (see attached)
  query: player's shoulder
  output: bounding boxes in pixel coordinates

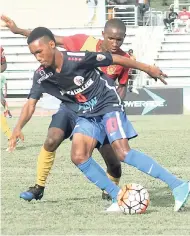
[33,66,53,83]
[34,66,45,77]
[116,48,130,58]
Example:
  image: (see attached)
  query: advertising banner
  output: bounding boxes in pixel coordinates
[123,87,183,115]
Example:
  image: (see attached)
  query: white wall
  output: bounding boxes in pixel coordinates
[1,0,105,28]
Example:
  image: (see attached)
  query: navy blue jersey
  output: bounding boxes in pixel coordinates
[28,51,124,117]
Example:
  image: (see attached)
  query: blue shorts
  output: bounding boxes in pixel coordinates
[102,111,137,144]
[49,103,78,139]
[72,111,137,144]
[72,116,106,144]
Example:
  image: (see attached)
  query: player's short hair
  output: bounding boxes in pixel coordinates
[104,19,126,33]
[27,27,56,45]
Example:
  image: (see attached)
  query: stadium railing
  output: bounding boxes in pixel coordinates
[105,5,138,26]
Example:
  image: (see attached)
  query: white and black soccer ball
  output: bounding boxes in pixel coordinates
[118,183,150,214]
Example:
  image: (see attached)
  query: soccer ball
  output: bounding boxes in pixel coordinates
[117,183,150,214]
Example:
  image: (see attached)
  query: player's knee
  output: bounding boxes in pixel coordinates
[115,149,130,162]
[71,150,90,165]
[107,160,122,178]
[44,136,62,152]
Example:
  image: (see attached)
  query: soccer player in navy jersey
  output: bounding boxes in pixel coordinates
[9,27,189,212]
[2,16,135,200]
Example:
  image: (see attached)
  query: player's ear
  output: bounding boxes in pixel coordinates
[102,31,105,38]
[49,40,56,49]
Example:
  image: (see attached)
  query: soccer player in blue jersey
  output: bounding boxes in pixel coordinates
[10,27,189,212]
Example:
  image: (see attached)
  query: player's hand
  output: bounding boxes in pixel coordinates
[147,65,168,85]
[1,15,19,34]
[8,128,24,152]
[4,92,7,98]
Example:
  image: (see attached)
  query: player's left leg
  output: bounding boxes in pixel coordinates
[103,111,190,212]
[20,104,77,201]
[98,142,121,200]
[98,120,138,200]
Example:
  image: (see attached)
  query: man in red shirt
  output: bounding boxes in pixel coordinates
[1,15,135,200]
[174,6,190,32]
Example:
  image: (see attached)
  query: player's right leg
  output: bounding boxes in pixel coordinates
[20,104,77,201]
[71,117,121,205]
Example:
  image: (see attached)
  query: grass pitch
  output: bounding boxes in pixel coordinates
[1,115,190,235]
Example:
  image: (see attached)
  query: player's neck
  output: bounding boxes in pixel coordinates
[100,42,107,52]
[53,50,64,73]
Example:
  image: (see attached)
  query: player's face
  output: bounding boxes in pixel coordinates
[102,28,126,53]
[29,38,56,67]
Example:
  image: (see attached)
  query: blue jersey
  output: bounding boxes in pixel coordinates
[29,51,124,117]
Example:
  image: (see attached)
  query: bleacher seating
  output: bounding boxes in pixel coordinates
[1,27,136,96]
[2,25,190,96]
[150,33,190,87]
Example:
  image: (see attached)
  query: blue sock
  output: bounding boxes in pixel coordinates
[77,157,120,200]
[124,149,184,190]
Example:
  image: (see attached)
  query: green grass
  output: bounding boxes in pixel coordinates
[1,115,190,235]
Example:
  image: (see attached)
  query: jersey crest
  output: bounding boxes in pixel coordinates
[106,65,117,75]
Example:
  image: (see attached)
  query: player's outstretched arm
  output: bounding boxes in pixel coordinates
[8,98,38,152]
[112,54,168,85]
[1,15,31,37]
[1,15,65,47]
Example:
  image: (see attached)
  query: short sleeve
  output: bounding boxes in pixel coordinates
[78,51,113,69]
[118,68,130,85]
[62,34,89,51]
[28,71,44,100]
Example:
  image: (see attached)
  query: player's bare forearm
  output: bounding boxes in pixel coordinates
[16,28,31,37]
[112,54,150,72]
[1,63,7,72]
[112,54,168,84]
[14,99,37,130]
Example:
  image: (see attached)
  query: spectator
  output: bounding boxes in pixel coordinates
[138,0,150,18]
[86,0,98,26]
[174,6,190,32]
[0,46,12,118]
[112,0,129,21]
[0,46,13,142]
[162,0,168,6]
[163,7,178,31]
[128,49,139,94]
[106,0,116,20]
